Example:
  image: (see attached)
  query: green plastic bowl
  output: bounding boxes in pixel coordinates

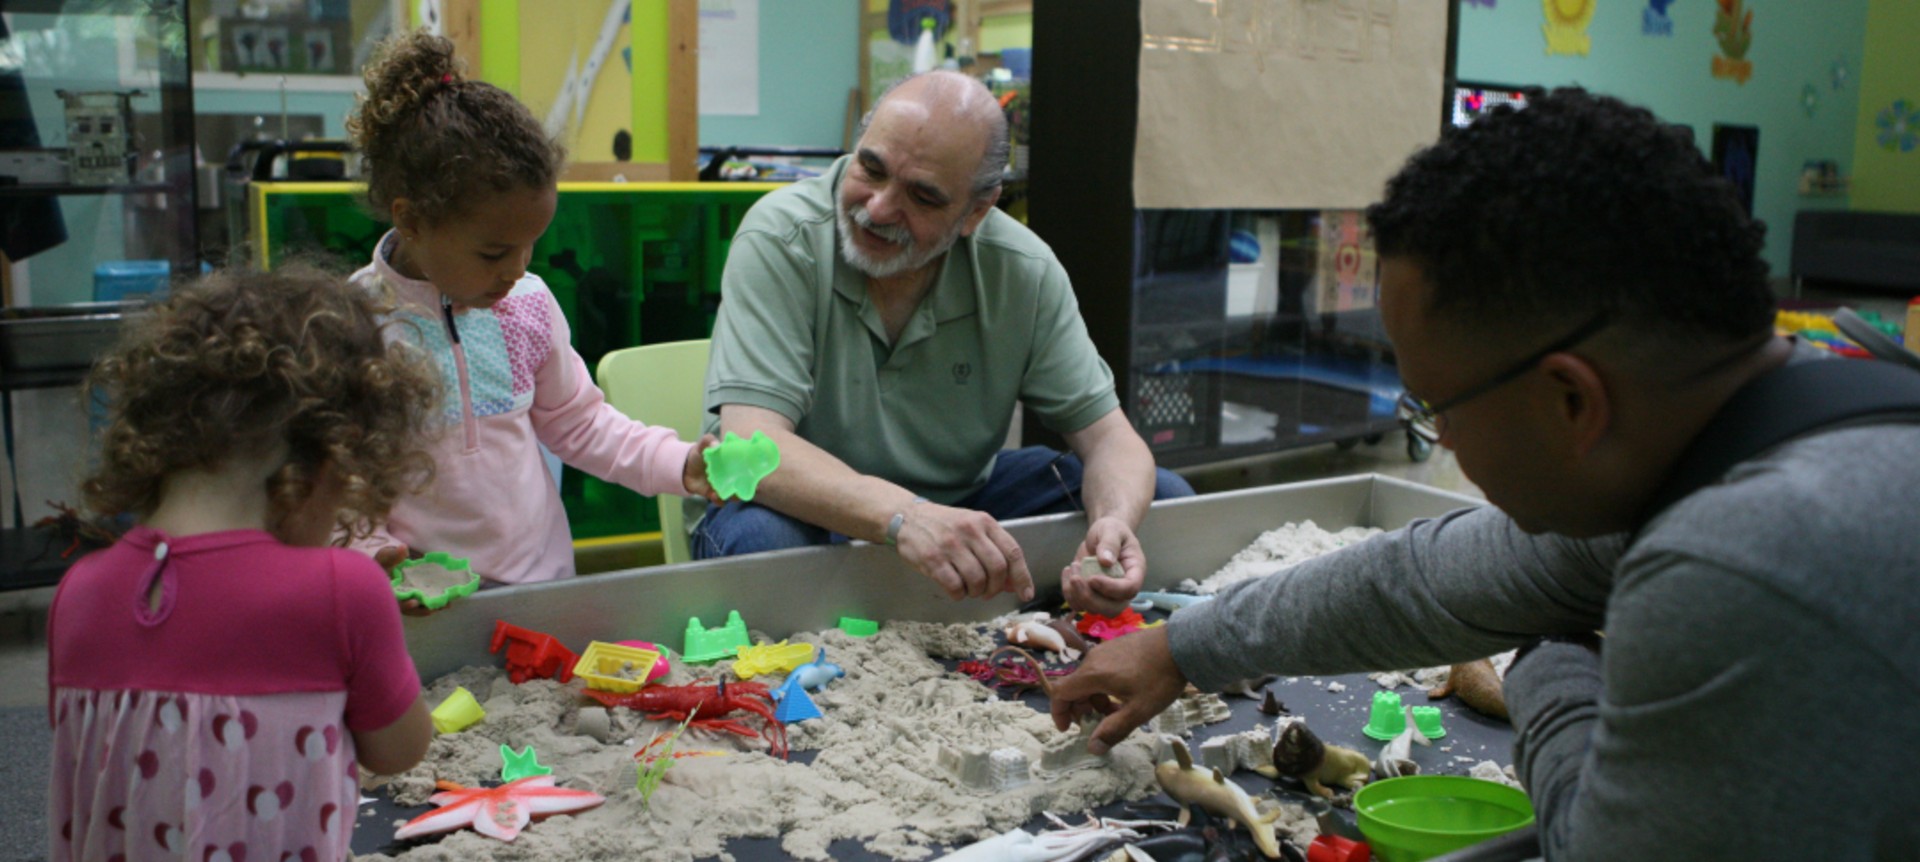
[1354,775,1535,862]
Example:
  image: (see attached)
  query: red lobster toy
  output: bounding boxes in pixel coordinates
[582,679,787,759]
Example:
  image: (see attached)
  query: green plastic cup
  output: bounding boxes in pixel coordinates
[1355,775,1536,862]
[1411,705,1447,739]
[1362,690,1407,740]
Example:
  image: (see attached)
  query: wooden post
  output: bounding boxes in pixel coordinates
[441,0,483,71]
[666,0,698,181]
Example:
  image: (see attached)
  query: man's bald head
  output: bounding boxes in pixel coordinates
[860,71,1010,201]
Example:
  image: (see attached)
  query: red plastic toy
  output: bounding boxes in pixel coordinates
[1075,607,1148,640]
[1307,834,1371,862]
[490,620,578,684]
[580,679,787,759]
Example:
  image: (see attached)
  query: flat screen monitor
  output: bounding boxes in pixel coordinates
[1451,81,1530,129]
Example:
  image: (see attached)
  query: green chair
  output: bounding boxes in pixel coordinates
[595,339,711,565]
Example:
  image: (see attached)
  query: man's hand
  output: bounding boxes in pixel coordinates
[1061,516,1146,616]
[682,435,724,504]
[1048,626,1191,754]
[894,502,1036,603]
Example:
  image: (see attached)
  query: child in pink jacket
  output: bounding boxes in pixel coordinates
[345,31,719,587]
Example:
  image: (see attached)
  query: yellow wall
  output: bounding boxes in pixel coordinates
[1851,0,1920,213]
[515,1,634,163]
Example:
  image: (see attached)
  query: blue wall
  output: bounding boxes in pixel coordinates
[697,0,859,150]
[1456,0,1870,275]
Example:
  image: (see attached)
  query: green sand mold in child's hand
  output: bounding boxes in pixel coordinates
[703,431,781,501]
[390,552,481,610]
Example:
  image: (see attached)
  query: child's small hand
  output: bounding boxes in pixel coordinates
[684,435,724,505]
[374,544,411,571]
[379,544,437,617]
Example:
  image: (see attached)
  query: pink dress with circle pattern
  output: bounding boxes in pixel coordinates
[47,527,420,862]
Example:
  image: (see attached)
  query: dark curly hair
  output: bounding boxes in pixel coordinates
[1366,87,1774,346]
[346,30,564,224]
[82,265,441,542]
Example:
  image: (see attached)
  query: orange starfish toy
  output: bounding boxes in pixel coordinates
[393,776,606,842]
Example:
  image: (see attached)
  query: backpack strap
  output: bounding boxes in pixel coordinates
[1637,358,1920,529]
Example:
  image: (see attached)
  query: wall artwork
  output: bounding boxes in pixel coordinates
[1642,0,1673,36]
[1877,99,1919,154]
[1710,0,1753,84]
[1543,0,1596,56]
[1711,124,1759,214]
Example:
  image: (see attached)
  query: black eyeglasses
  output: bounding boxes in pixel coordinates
[1397,313,1611,443]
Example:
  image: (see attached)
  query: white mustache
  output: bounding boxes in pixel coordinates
[850,206,912,246]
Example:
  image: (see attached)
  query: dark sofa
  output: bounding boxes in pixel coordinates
[1792,210,1920,294]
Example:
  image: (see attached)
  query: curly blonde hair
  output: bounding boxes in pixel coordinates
[82,265,440,542]
[346,29,565,224]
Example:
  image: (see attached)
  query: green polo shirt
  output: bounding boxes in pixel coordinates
[704,156,1118,504]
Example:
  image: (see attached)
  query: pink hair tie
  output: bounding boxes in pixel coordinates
[438,73,454,84]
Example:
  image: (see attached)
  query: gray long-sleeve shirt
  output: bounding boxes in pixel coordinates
[1167,421,1920,860]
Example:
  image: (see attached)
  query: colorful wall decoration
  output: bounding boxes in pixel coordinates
[1711,0,1754,84]
[517,1,636,163]
[1877,100,1919,154]
[1544,0,1597,55]
[1460,0,1871,272]
[1643,0,1674,36]
[1852,0,1920,212]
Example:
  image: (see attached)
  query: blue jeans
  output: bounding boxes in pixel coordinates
[692,446,1195,560]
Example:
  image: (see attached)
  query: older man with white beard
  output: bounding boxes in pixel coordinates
[696,71,1191,612]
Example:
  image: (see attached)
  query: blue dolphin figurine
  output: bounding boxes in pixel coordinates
[787,646,845,692]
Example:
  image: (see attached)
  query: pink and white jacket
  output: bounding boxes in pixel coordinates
[350,231,694,584]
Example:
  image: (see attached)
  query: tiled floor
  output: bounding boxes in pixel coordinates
[0,430,1477,712]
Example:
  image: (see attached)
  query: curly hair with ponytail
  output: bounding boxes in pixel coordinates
[346,30,565,225]
[82,264,441,542]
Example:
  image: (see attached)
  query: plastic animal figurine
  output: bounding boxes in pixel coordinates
[1427,658,1509,721]
[935,813,1174,862]
[986,645,1063,697]
[1129,590,1213,614]
[958,653,1070,694]
[1046,617,1090,655]
[786,646,845,691]
[1374,707,1430,779]
[1270,723,1370,799]
[1006,613,1080,661]
[1155,739,1286,859]
[393,776,604,842]
[582,679,788,759]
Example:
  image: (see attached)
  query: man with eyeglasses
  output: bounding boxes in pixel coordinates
[1049,88,1920,860]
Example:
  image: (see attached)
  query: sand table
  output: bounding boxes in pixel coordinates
[1182,520,1383,594]
[358,521,1467,861]
[362,623,1161,861]
[394,563,472,595]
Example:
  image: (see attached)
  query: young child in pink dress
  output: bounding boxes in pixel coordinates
[47,265,441,861]
[345,31,720,590]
